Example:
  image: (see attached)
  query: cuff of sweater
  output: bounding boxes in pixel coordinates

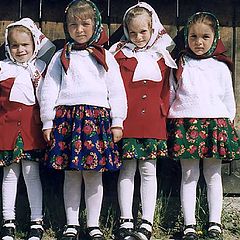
[111,117,123,129]
[42,120,53,130]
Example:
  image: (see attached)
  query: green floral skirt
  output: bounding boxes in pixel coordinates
[120,138,168,160]
[167,118,240,162]
[0,135,44,167]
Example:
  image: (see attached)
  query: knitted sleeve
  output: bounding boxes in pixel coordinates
[105,50,127,128]
[40,51,62,129]
[222,64,236,121]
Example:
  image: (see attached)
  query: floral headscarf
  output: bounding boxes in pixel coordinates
[174,12,233,81]
[61,0,108,73]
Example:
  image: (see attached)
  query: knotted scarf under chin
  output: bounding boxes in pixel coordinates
[60,30,109,73]
[174,39,233,81]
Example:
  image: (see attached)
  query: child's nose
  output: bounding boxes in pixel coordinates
[76,25,83,32]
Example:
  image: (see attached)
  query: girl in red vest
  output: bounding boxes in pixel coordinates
[110,2,177,240]
[0,18,55,240]
[168,12,240,240]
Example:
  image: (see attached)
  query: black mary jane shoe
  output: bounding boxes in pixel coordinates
[182,225,198,240]
[61,225,80,240]
[26,220,44,240]
[208,222,223,240]
[0,219,16,240]
[114,218,136,240]
[133,219,152,240]
[86,227,104,240]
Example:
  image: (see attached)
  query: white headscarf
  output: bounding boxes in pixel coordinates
[1,18,55,105]
[110,2,177,82]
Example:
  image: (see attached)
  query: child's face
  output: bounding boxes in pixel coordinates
[8,29,34,63]
[67,16,94,44]
[127,14,152,48]
[188,22,215,55]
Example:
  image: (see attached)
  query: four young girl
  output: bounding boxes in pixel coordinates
[168,12,240,240]
[0,18,55,240]
[0,1,239,240]
[110,2,176,240]
[40,0,127,239]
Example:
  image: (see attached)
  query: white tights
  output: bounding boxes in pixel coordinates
[180,158,223,226]
[63,170,103,227]
[2,160,43,221]
[118,160,157,225]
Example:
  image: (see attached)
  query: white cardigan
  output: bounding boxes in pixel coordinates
[168,57,236,121]
[40,49,127,130]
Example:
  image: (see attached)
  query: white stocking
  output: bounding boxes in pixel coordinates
[2,163,20,221]
[180,159,200,226]
[64,171,82,225]
[22,160,43,221]
[83,171,103,227]
[138,160,157,226]
[203,158,222,224]
[118,160,137,223]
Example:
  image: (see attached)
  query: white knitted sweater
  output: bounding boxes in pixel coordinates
[168,57,236,121]
[40,49,127,129]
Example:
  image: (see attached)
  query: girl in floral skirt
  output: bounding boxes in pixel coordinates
[168,12,240,240]
[110,2,177,240]
[40,0,127,239]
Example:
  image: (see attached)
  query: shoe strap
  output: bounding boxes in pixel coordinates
[208,222,222,233]
[184,225,196,235]
[119,218,134,224]
[88,227,103,237]
[141,219,152,227]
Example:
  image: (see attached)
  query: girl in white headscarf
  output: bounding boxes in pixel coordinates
[0,18,55,240]
[110,2,177,240]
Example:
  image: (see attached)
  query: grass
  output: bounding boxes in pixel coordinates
[1,165,240,240]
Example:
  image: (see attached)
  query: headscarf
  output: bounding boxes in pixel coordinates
[60,0,108,73]
[1,17,56,105]
[110,2,177,82]
[174,12,233,81]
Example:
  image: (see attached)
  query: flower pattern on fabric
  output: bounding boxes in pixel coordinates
[120,138,168,160]
[45,105,121,172]
[167,118,240,162]
[0,135,44,166]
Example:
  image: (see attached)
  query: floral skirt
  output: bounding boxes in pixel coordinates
[0,135,44,167]
[120,138,168,160]
[45,105,121,172]
[167,118,240,162]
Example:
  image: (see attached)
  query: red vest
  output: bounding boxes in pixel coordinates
[0,78,46,150]
[115,51,170,140]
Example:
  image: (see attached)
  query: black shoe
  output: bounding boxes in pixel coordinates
[132,219,152,240]
[182,225,198,240]
[86,227,104,240]
[208,222,223,240]
[26,220,44,240]
[114,218,136,240]
[0,219,16,240]
[61,225,80,240]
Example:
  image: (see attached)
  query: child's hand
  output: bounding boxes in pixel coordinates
[111,127,123,143]
[43,129,52,143]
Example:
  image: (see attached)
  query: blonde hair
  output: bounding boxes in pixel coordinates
[125,6,152,29]
[66,0,96,24]
[8,25,33,44]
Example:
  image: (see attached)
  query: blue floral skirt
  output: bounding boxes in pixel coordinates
[167,118,240,162]
[45,105,121,172]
